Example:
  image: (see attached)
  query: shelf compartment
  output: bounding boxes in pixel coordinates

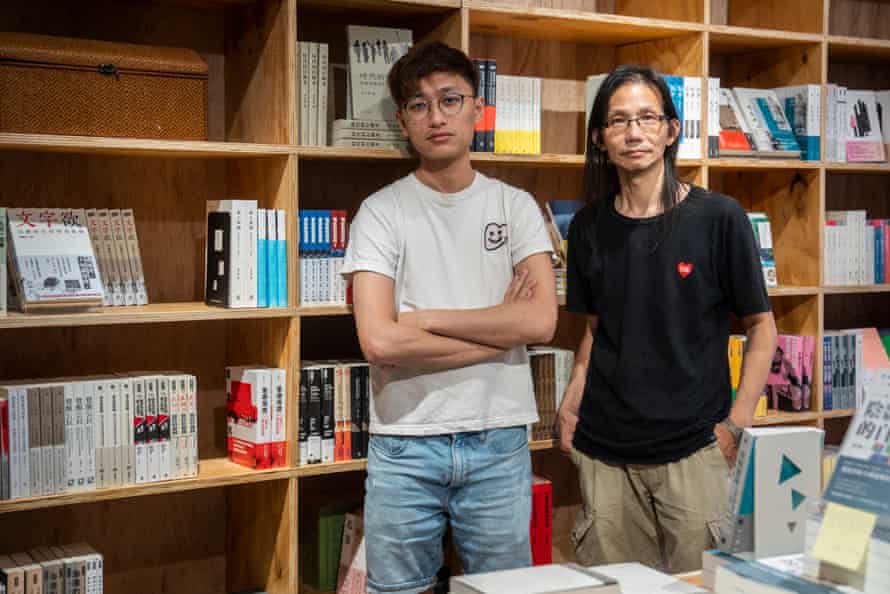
[829,0,890,42]
[709,0,824,35]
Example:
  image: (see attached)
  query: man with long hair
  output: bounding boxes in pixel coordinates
[558,65,777,572]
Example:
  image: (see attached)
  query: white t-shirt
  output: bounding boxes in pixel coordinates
[342,171,553,435]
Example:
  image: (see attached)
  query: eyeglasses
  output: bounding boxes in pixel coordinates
[402,93,474,122]
[604,113,669,133]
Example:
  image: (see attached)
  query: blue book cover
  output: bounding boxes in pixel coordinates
[663,75,684,146]
[822,335,832,411]
[277,209,288,307]
[755,97,801,152]
[267,209,278,307]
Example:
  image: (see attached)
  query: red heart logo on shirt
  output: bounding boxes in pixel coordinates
[677,262,693,278]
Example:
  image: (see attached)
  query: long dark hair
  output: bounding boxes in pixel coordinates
[581,65,684,224]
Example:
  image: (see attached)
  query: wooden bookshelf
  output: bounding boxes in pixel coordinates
[1,1,888,592]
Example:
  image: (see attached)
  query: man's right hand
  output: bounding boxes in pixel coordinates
[557,381,583,455]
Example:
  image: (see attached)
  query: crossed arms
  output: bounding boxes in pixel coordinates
[352,252,558,371]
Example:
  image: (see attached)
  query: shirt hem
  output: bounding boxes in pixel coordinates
[370,414,539,436]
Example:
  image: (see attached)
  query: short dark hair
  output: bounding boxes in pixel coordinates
[581,64,683,247]
[387,41,478,108]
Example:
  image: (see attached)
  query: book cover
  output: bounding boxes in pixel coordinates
[733,88,802,154]
[257,208,268,308]
[774,84,821,160]
[205,211,231,307]
[747,212,779,287]
[6,209,104,310]
[109,209,136,306]
[718,88,754,153]
[347,25,413,121]
[121,209,148,305]
[845,90,887,162]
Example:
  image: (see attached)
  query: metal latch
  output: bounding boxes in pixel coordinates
[98,63,119,80]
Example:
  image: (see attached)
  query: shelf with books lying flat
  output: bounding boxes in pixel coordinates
[464,2,704,43]
[0,302,299,330]
[0,458,293,514]
[822,285,890,295]
[0,133,295,159]
[767,286,822,297]
[298,305,354,317]
[752,410,822,426]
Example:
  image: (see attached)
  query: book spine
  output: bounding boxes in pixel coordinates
[39,387,54,494]
[307,367,322,464]
[121,209,148,305]
[321,366,335,463]
[708,77,720,158]
[267,209,278,307]
[277,210,288,308]
[318,43,329,147]
[0,208,6,316]
[144,377,159,483]
[485,59,497,152]
[472,59,486,151]
[0,396,8,499]
[299,367,308,466]
[188,375,198,477]
[109,209,136,306]
[257,208,268,308]
[27,387,41,496]
[300,42,310,146]
[309,42,319,146]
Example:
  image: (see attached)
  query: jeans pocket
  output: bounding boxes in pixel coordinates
[485,426,528,456]
[369,434,409,458]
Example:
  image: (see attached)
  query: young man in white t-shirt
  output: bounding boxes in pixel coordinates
[341,42,557,594]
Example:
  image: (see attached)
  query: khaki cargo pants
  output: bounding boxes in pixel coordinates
[569,441,729,573]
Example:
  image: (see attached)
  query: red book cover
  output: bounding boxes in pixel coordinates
[530,476,553,565]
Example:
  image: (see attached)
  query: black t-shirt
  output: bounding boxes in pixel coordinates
[566,185,771,464]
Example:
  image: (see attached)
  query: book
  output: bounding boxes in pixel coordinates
[450,564,620,594]
[594,562,707,594]
[337,511,367,594]
[773,85,821,161]
[205,200,258,308]
[346,25,413,121]
[716,560,848,593]
[718,88,755,154]
[6,208,104,311]
[844,90,887,162]
[732,88,802,156]
[747,212,779,288]
[875,90,890,157]
[120,209,148,305]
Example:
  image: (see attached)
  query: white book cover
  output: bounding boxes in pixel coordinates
[90,380,105,489]
[593,563,707,594]
[97,209,125,306]
[168,375,181,480]
[836,86,848,163]
[825,84,836,161]
[62,385,77,493]
[309,42,319,146]
[145,376,160,483]
[85,209,113,306]
[318,43,329,146]
[6,208,104,310]
[121,209,148,305]
[270,368,287,467]
[732,88,801,155]
[109,209,136,306]
[107,379,122,487]
[51,385,65,494]
[132,376,147,484]
[347,25,413,121]
[25,387,42,497]
[585,74,608,133]
[299,42,311,146]
[157,376,171,481]
[707,77,720,158]
[188,375,198,477]
[533,77,542,154]
[276,209,287,308]
[266,208,278,307]
[719,88,757,154]
[206,200,257,308]
[679,77,702,159]
[332,118,401,133]
[865,225,876,285]
[845,90,887,162]
[118,377,134,485]
[39,387,54,495]
[451,564,620,594]
[82,381,96,491]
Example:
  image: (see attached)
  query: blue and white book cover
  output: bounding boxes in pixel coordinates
[257,208,268,308]
[267,209,278,308]
[276,209,287,308]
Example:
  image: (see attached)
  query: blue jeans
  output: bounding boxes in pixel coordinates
[364,426,533,594]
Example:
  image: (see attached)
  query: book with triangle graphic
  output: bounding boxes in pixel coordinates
[719,427,824,558]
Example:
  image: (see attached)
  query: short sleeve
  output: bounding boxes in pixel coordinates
[566,213,595,315]
[341,196,399,280]
[721,199,772,318]
[508,189,553,265]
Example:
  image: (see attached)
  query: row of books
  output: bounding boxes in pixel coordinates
[588,74,702,160]
[298,41,330,147]
[204,201,288,309]
[0,544,103,594]
[824,211,890,286]
[528,347,573,442]
[471,58,497,152]
[766,334,816,413]
[470,59,544,155]
[299,209,350,307]
[224,366,288,469]
[298,361,371,467]
[1,207,147,315]
[0,373,198,501]
[727,335,769,418]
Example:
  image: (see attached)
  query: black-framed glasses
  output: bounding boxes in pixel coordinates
[604,113,669,133]
[402,93,474,122]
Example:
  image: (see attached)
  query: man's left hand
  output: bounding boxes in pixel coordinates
[714,422,739,468]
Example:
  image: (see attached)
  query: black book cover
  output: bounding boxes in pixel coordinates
[205,211,231,307]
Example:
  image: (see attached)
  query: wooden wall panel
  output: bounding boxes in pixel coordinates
[830,0,890,39]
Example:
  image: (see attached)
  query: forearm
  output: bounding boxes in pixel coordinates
[730,318,778,427]
[366,321,505,371]
[421,301,556,349]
